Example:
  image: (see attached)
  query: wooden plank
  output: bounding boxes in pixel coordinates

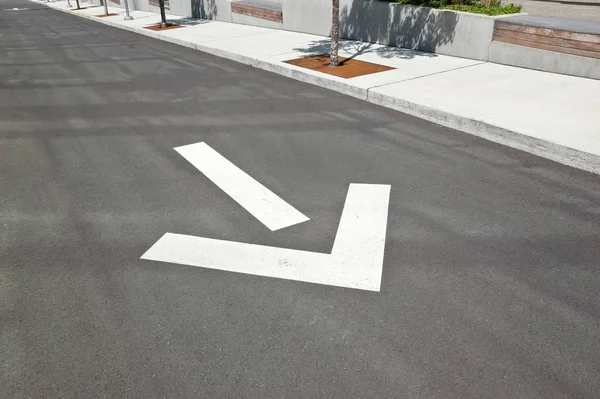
[493,33,600,59]
[493,29,600,53]
[494,21,600,44]
[231,3,283,22]
[149,0,170,9]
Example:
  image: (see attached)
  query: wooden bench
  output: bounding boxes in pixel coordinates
[231,0,283,23]
[493,15,600,59]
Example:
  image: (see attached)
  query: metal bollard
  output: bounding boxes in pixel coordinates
[123,0,133,20]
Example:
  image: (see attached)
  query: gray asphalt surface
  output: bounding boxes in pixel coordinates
[2,1,600,397]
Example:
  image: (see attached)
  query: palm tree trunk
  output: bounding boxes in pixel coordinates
[159,0,168,28]
[330,0,340,67]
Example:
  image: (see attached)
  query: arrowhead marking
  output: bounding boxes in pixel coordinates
[142,184,390,291]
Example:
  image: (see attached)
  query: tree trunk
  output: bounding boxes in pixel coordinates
[159,0,168,28]
[330,0,340,67]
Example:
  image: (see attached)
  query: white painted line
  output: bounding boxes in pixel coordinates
[174,142,309,231]
[141,184,390,291]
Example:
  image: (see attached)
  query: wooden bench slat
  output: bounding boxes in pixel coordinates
[231,3,283,23]
[493,28,600,53]
[493,33,600,59]
[495,21,600,45]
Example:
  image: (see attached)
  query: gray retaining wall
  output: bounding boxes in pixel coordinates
[339,0,495,61]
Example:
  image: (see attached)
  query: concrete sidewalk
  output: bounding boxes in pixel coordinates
[33,0,600,174]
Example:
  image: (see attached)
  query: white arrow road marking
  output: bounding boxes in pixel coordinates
[175,142,309,231]
[142,184,390,291]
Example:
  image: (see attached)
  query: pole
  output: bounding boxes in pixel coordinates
[103,0,109,15]
[123,0,133,19]
[75,0,80,9]
[66,0,71,6]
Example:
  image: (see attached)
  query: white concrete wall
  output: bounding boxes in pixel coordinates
[169,0,192,16]
[133,0,150,12]
[282,0,331,36]
[194,0,231,21]
[107,0,122,9]
[339,0,495,61]
[489,41,600,80]
[281,0,495,61]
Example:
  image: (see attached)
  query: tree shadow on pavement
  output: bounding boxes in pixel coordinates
[292,38,438,62]
[165,17,210,25]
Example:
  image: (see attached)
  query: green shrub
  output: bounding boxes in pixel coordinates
[392,0,522,15]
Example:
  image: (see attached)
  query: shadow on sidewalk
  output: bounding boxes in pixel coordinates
[293,39,438,62]
[165,17,210,26]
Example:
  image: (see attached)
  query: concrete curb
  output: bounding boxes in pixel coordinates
[37,1,600,175]
[194,45,370,101]
[366,92,600,174]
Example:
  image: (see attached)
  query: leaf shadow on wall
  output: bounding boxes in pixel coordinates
[340,0,459,53]
[293,0,459,61]
[192,0,218,19]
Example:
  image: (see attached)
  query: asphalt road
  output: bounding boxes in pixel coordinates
[2,1,600,398]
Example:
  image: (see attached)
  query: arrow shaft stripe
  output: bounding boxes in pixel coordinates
[175,142,309,231]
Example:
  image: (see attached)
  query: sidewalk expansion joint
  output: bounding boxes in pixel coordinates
[365,61,487,96]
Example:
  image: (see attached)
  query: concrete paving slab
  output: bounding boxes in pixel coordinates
[154,20,274,43]
[272,44,484,89]
[69,6,105,15]
[194,29,326,57]
[369,62,600,172]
